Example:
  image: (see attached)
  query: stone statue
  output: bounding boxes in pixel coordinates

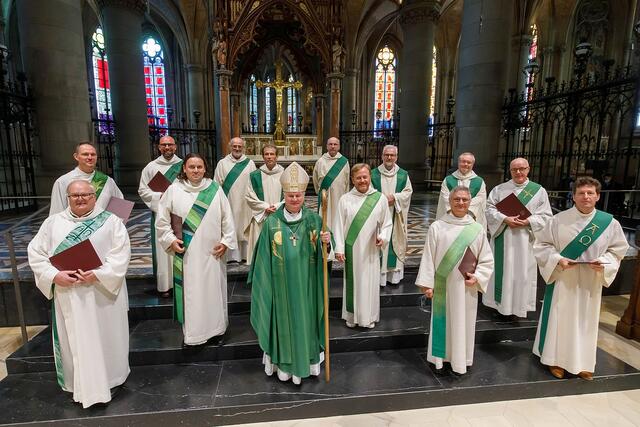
[212,36,227,69]
[332,40,343,73]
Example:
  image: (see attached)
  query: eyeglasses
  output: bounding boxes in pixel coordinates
[451,198,471,203]
[510,167,530,173]
[67,193,96,200]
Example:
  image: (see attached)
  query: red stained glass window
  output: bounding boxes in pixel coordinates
[374,45,396,130]
[91,27,113,132]
[142,36,168,128]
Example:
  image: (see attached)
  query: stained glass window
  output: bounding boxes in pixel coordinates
[265,77,272,132]
[374,45,396,130]
[91,27,112,132]
[248,74,258,131]
[528,24,538,86]
[429,46,437,124]
[142,36,167,128]
[287,74,298,132]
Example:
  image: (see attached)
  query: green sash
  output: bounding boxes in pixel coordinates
[445,175,483,198]
[51,210,112,389]
[317,156,348,212]
[432,222,483,358]
[222,158,250,196]
[151,160,183,275]
[371,167,408,269]
[250,169,265,202]
[172,182,220,324]
[345,191,382,313]
[537,210,613,354]
[91,170,109,200]
[493,181,542,303]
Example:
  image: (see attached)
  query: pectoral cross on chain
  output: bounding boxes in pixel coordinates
[290,234,298,247]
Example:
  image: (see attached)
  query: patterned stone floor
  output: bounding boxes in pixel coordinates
[0,193,438,281]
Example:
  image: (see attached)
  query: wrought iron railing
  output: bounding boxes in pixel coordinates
[426,113,456,182]
[93,118,118,178]
[148,125,217,169]
[338,128,399,169]
[501,63,640,190]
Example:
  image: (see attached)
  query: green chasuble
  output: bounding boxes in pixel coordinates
[249,206,326,378]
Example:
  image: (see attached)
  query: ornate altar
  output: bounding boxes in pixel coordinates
[243,134,321,174]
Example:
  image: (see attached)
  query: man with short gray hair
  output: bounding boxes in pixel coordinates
[416,185,494,375]
[436,152,487,229]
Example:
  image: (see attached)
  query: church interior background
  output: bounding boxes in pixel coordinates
[0,0,640,425]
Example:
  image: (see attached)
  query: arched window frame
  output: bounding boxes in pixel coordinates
[287,74,298,132]
[429,45,437,124]
[528,24,539,87]
[248,74,258,131]
[373,44,397,130]
[142,34,168,128]
[90,27,113,134]
[264,76,273,133]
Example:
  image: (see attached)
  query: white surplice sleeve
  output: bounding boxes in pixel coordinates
[156,185,179,252]
[93,217,130,296]
[218,192,238,251]
[415,224,439,289]
[27,217,59,299]
[533,216,564,284]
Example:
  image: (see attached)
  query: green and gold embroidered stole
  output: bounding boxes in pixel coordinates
[431,222,483,358]
[151,160,183,274]
[493,181,542,303]
[445,175,483,198]
[537,210,613,354]
[51,210,112,389]
[172,181,220,324]
[344,191,382,313]
[222,158,250,196]
[90,170,109,200]
[372,167,408,269]
[317,156,348,212]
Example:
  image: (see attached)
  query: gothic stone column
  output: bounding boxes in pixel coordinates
[398,0,439,183]
[314,94,326,146]
[341,68,358,129]
[327,72,343,138]
[186,63,205,125]
[454,0,513,187]
[16,0,92,195]
[216,69,233,156]
[98,0,150,195]
[230,91,241,137]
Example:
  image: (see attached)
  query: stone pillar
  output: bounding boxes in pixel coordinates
[98,0,150,195]
[341,68,358,129]
[16,0,92,195]
[454,0,513,187]
[230,91,241,137]
[398,0,440,183]
[508,34,533,93]
[186,63,205,125]
[216,69,233,156]
[327,72,343,137]
[315,94,326,146]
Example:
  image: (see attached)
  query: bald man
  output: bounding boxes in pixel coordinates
[436,152,487,229]
[313,137,350,260]
[138,135,183,296]
[214,137,256,262]
[483,158,552,318]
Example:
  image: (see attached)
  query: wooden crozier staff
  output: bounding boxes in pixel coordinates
[321,189,331,382]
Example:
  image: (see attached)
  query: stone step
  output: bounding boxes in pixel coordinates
[0,341,637,426]
[6,303,538,375]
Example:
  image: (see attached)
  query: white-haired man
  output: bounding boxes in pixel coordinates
[372,145,413,286]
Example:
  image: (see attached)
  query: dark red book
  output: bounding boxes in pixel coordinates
[495,193,531,220]
[171,213,183,240]
[458,247,477,277]
[105,197,135,223]
[148,171,172,193]
[49,239,103,272]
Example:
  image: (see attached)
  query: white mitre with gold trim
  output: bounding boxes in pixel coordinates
[280,161,309,192]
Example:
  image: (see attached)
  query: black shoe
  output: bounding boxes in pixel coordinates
[110,385,123,399]
[208,334,225,346]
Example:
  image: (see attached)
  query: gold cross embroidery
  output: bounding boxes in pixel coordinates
[521,189,533,200]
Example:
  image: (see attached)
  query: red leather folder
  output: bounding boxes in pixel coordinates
[458,247,477,278]
[495,193,531,220]
[148,172,172,193]
[106,197,135,223]
[49,239,103,272]
[171,213,183,240]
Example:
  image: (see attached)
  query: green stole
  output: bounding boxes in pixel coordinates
[249,168,284,202]
[51,210,113,389]
[345,191,382,313]
[317,156,348,212]
[445,174,483,198]
[172,181,220,324]
[150,160,183,275]
[248,207,325,377]
[492,180,542,303]
[371,167,408,269]
[537,209,613,354]
[222,158,250,196]
[432,221,483,358]
[91,170,109,200]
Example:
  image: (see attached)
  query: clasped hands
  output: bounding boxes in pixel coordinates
[558,258,604,272]
[53,269,97,287]
[170,239,228,259]
[504,216,529,228]
[336,235,384,262]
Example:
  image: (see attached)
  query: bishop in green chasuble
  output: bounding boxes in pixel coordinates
[249,162,331,384]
